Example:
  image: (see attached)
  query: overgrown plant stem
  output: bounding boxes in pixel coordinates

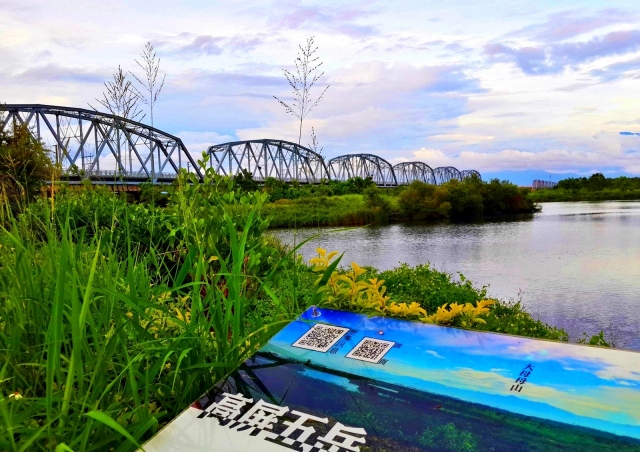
[131,42,166,183]
[274,36,329,146]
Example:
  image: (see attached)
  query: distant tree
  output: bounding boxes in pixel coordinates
[587,172,607,190]
[131,42,166,129]
[274,36,329,145]
[90,65,145,121]
[0,122,53,209]
[233,169,259,192]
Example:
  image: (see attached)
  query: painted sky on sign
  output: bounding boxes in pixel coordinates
[262,307,640,440]
[3,1,640,183]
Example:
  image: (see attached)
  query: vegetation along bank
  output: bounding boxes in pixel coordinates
[529,173,640,202]
[259,174,539,228]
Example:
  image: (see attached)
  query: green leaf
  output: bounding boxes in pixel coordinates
[85,410,145,450]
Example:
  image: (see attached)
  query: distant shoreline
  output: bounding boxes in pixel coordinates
[530,190,640,203]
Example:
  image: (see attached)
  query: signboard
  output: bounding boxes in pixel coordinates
[143,307,640,451]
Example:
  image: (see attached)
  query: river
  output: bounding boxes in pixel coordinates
[270,201,640,350]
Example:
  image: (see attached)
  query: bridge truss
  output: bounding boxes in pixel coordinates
[393,162,436,185]
[207,139,330,183]
[461,170,482,181]
[1,104,482,187]
[433,167,463,185]
[327,154,398,186]
[0,104,202,183]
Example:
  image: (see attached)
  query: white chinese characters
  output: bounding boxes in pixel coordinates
[200,392,368,452]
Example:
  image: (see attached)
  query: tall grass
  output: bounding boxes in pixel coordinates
[264,194,391,228]
[0,165,304,450]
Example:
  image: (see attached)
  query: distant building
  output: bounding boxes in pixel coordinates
[532,180,557,189]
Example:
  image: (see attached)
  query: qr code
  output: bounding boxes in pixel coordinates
[345,338,395,363]
[292,324,350,352]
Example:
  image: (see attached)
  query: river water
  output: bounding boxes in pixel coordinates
[270,201,640,350]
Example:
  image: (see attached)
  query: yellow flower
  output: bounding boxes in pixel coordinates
[174,308,191,323]
[387,302,427,319]
[309,248,339,272]
[350,262,365,278]
[8,392,22,400]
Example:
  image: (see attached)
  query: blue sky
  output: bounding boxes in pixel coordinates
[2,0,640,184]
[264,307,640,439]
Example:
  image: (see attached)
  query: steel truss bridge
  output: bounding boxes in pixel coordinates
[1,104,480,186]
[0,104,202,183]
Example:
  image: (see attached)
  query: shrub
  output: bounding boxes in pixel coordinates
[0,123,53,211]
[233,169,259,193]
[397,181,450,220]
[443,180,484,219]
[396,179,537,221]
[139,182,171,206]
[311,250,496,329]
[308,249,569,341]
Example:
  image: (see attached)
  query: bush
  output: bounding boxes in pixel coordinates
[443,180,484,219]
[375,264,567,340]
[397,181,451,220]
[397,178,537,221]
[139,182,171,206]
[233,169,259,193]
[0,123,53,211]
[363,185,391,210]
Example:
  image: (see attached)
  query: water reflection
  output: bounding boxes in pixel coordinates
[270,201,640,350]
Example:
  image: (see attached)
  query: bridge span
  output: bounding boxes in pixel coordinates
[0,104,202,183]
[1,104,481,187]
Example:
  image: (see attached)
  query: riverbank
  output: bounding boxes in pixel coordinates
[264,194,391,227]
[271,200,640,349]
[529,188,640,202]
[529,173,640,202]
[264,177,538,228]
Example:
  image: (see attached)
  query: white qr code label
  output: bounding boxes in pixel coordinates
[345,337,396,363]
[292,324,350,352]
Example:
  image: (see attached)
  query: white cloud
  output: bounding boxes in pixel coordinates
[425,350,445,359]
[2,1,640,177]
[177,131,235,152]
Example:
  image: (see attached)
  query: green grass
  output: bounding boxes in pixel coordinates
[264,194,391,228]
[263,177,538,228]
[0,169,304,451]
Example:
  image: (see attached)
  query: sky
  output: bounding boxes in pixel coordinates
[2,0,640,184]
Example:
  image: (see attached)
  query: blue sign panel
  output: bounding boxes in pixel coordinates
[143,307,640,451]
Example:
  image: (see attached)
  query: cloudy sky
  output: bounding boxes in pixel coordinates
[2,0,640,183]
